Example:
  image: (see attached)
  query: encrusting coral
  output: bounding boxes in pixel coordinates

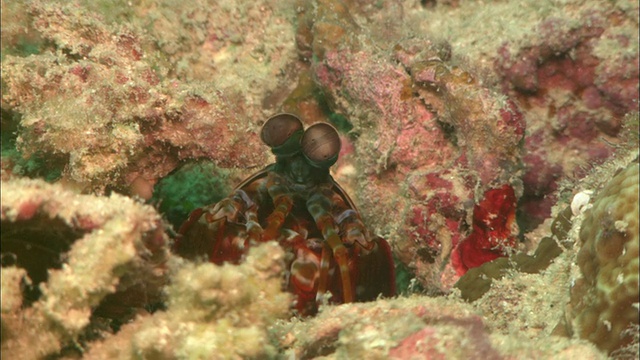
[566,161,639,355]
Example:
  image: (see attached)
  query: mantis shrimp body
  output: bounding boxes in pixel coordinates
[175,113,395,315]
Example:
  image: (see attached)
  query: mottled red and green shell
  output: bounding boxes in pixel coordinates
[175,113,395,315]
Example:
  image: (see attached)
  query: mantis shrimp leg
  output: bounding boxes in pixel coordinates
[307,190,354,303]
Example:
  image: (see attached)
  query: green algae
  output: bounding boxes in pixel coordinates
[152,162,233,228]
[1,111,63,182]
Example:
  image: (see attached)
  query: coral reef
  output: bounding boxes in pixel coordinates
[273,296,605,359]
[297,0,527,292]
[1,0,638,358]
[455,144,638,357]
[1,177,169,358]
[288,0,640,294]
[83,242,291,359]
[411,0,639,231]
[0,176,291,358]
[1,1,274,193]
[565,162,639,355]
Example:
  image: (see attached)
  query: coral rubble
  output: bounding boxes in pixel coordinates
[456,148,639,357]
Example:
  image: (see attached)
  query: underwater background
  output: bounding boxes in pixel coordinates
[1,0,639,358]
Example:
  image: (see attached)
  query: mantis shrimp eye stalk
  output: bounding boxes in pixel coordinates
[261,113,304,156]
[302,123,341,168]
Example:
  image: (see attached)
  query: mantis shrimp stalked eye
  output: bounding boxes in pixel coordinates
[301,122,341,167]
[175,113,396,316]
